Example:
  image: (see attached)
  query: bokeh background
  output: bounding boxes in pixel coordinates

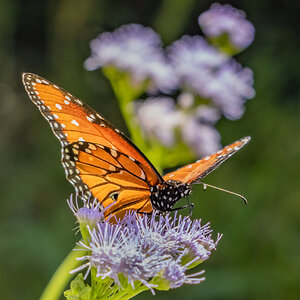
[1,0,299,299]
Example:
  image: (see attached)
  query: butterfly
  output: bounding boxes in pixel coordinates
[22,73,250,219]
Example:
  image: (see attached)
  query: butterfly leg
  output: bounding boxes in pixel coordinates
[186,196,194,217]
[169,203,194,214]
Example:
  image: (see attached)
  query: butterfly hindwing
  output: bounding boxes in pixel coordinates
[22,73,162,186]
[163,137,251,184]
[62,141,154,218]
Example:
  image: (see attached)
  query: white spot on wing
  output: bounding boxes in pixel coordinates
[110,149,117,157]
[55,104,62,110]
[140,169,146,180]
[71,120,79,126]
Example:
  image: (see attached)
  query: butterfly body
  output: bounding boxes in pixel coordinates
[22,73,250,219]
[150,180,191,212]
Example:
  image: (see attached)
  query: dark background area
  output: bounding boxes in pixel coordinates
[1,0,299,299]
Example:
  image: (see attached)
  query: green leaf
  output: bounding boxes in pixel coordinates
[64,274,92,300]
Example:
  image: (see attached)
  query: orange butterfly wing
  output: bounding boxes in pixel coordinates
[22,73,162,187]
[163,137,251,184]
[62,141,153,219]
[23,72,250,217]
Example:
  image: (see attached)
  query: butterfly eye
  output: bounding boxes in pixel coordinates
[110,192,119,202]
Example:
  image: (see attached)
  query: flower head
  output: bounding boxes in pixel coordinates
[168,33,254,121]
[198,3,255,51]
[135,97,183,147]
[181,109,221,156]
[168,35,227,96]
[68,194,104,226]
[84,24,178,92]
[206,61,255,120]
[135,96,222,156]
[73,211,221,294]
[67,194,104,239]
[162,260,205,288]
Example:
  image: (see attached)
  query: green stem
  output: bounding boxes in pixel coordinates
[39,246,86,300]
[102,67,147,150]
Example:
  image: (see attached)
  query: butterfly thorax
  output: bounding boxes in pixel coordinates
[150,180,191,212]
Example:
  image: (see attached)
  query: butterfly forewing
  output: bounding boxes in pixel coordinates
[62,141,153,218]
[22,73,162,185]
[163,137,251,184]
[23,72,250,218]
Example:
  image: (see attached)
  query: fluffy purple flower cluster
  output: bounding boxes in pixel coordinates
[69,196,222,294]
[85,3,255,157]
[198,3,255,51]
[168,36,255,120]
[84,24,177,92]
[135,96,222,155]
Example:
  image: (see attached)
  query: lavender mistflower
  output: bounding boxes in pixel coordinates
[135,97,183,147]
[198,3,255,51]
[179,105,221,157]
[136,96,222,156]
[73,211,221,294]
[168,34,254,120]
[168,35,227,97]
[207,61,255,120]
[84,24,178,92]
[162,260,205,288]
[67,194,104,230]
[181,113,221,156]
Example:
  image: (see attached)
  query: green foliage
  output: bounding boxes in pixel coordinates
[64,274,92,300]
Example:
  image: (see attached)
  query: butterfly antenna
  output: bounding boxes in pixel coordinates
[200,182,248,205]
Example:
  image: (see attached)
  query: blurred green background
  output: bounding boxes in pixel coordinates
[1,0,299,299]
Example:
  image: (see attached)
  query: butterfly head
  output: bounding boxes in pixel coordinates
[150,180,192,212]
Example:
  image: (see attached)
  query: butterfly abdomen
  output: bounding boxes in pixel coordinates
[150,180,191,211]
